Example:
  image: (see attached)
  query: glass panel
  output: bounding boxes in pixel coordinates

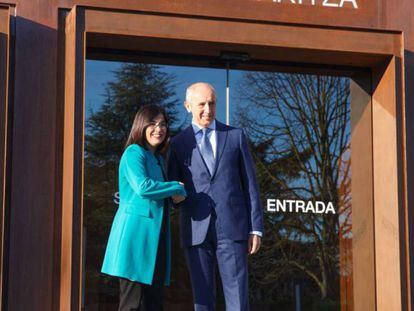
[83,60,227,310]
[83,59,354,310]
[231,70,353,310]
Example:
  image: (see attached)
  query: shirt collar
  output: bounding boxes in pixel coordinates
[191,119,216,134]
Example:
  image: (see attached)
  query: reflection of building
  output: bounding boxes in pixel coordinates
[0,0,413,310]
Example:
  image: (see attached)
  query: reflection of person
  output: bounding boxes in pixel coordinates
[101,105,186,311]
[169,82,264,310]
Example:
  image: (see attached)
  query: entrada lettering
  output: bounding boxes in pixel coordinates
[267,199,336,214]
[272,0,358,9]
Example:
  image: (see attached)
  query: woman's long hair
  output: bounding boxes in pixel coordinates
[125,105,170,155]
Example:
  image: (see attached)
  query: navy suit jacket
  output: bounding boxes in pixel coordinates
[169,121,264,247]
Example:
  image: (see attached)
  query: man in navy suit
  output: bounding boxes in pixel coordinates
[169,82,263,311]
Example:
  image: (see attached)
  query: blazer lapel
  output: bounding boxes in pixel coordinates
[183,125,197,149]
[211,121,228,178]
[183,125,212,176]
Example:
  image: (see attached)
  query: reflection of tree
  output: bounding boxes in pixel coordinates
[83,63,180,308]
[235,72,352,306]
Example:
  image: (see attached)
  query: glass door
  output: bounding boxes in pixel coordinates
[83,58,362,310]
[83,60,227,310]
[229,68,353,310]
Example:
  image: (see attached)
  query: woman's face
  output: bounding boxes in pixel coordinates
[145,113,167,151]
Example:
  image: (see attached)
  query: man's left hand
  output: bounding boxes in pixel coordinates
[248,234,261,255]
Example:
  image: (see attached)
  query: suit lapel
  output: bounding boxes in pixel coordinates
[183,125,197,149]
[183,125,212,176]
[183,121,229,178]
[211,121,228,178]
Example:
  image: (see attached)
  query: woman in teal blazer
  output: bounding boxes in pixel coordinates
[101,105,186,310]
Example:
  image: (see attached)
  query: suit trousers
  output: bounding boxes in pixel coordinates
[184,212,249,311]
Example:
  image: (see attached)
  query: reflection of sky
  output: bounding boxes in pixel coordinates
[85,60,244,127]
[85,60,121,116]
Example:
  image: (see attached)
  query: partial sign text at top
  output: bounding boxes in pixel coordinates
[271,0,358,9]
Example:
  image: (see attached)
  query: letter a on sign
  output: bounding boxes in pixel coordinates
[340,0,358,8]
[326,202,336,214]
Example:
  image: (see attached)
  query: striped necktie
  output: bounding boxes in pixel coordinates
[200,127,215,175]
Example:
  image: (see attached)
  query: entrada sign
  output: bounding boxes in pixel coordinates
[271,0,358,9]
[267,199,336,214]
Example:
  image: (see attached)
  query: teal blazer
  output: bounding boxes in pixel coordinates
[101,144,186,285]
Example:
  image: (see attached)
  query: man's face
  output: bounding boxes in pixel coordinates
[186,84,216,128]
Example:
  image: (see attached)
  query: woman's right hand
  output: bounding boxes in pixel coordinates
[172,195,185,203]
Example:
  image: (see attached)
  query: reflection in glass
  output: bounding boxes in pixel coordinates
[233,72,352,310]
[83,61,226,310]
[83,63,181,309]
[83,59,353,310]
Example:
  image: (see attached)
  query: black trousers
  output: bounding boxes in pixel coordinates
[118,206,168,311]
[118,277,164,311]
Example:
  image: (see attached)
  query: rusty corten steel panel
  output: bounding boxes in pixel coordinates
[85,9,402,57]
[2,0,413,310]
[56,0,383,30]
[0,6,10,311]
[5,0,58,310]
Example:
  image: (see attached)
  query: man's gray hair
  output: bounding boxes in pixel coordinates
[185,82,217,104]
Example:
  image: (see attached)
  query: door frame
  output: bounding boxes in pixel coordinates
[0,5,13,310]
[60,5,407,310]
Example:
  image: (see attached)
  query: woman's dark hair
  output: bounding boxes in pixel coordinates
[125,105,170,154]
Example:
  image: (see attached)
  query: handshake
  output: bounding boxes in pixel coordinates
[172,182,186,204]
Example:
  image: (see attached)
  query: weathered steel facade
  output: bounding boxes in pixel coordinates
[0,0,413,310]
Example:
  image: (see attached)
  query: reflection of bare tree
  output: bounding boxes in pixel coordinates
[338,150,353,310]
[235,72,352,305]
